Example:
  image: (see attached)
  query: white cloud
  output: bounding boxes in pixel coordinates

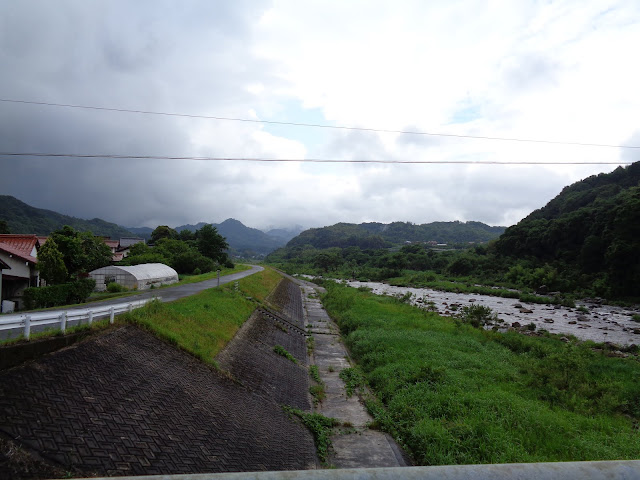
[0,0,638,233]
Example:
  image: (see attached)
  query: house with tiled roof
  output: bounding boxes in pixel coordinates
[0,234,40,311]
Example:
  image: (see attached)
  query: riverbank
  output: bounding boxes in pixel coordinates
[322,282,640,466]
[346,280,640,346]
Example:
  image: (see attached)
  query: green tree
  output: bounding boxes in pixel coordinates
[0,220,9,234]
[49,226,112,278]
[37,238,68,285]
[80,232,113,272]
[196,224,229,263]
[177,229,196,242]
[150,225,178,244]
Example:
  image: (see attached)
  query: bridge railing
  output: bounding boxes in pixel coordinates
[0,297,160,340]
[78,461,640,480]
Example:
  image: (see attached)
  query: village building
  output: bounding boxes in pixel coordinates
[0,234,40,311]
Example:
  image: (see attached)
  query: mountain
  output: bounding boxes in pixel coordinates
[494,162,640,297]
[265,225,304,244]
[123,226,154,240]
[0,195,134,239]
[175,218,285,257]
[286,220,505,250]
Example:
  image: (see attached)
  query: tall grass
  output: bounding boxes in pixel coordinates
[123,268,282,365]
[322,282,640,465]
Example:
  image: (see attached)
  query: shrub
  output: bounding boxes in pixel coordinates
[459,304,498,328]
[107,282,127,293]
[23,279,96,309]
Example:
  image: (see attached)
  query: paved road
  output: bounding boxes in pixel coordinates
[1,265,263,340]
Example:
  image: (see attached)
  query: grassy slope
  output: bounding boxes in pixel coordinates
[123,267,282,364]
[322,282,640,465]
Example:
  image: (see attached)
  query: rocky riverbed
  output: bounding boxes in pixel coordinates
[346,281,640,347]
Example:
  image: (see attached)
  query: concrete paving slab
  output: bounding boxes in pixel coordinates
[297,283,407,469]
[329,430,405,468]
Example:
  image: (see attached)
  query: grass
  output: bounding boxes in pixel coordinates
[309,365,325,405]
[322,282,640,466]
[120,267,282,365]
[273,345,298,364]
[282,406,340,464]
[309,364,322,383]
[339,367,365,398]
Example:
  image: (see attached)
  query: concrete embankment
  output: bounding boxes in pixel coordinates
[0,276,317,478]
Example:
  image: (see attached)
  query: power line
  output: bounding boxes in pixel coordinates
[0,151,634,165]
[1,98,639,150]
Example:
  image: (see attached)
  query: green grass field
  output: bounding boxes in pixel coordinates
[122,267,282,364]
[322,281,640,465]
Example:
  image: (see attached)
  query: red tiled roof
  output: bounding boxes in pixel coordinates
[0,234,39,264]
[105,239,120,249]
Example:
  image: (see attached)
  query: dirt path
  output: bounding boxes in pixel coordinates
[300,283,408,468]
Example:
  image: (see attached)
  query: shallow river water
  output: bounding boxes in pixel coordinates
[345,280,640,346]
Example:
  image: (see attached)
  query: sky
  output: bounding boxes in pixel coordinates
[1,0,639,232]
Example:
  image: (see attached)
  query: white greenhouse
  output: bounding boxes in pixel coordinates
[89,263,179,291]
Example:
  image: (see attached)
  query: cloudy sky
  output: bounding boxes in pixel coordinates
[1,1,638,231]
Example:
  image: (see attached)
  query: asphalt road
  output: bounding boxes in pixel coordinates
[0,265,264,340]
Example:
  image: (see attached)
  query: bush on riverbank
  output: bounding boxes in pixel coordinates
[322,282,640,465]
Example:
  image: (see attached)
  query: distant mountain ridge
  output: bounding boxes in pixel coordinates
[0,195,134,239]
[287,220,505,249]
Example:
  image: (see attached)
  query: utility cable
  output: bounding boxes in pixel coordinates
[0,152,633,165]
[1,98,639,150]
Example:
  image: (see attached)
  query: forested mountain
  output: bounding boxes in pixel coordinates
[0,195,134,239]
[265,226,304,243]
[176,218,285,257]
[124,226,154,240]
[287,220,505,249]
[494,163,640,297]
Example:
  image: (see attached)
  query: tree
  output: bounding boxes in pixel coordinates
[80,232,113,272]
[37,238,68,285]
[49,226,112,279]
[196,224,229,263]
[150,225,178,244]
[178,229,196,242]
[0,220,9,234]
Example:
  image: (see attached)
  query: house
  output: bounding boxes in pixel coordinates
[0,234,40,310]
[116,237,145,259]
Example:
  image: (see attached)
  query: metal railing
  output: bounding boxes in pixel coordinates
[0,297,160,340]
[76,461,640,480]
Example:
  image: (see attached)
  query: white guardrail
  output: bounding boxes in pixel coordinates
[0,297,160,340]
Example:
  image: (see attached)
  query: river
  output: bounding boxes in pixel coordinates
[345,280,640,347]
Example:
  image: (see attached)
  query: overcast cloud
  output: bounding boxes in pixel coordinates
[1,0,638,231]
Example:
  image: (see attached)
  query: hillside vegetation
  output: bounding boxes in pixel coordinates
[494,163,640,298]
[0,195,134,238]
[287,221,504,250]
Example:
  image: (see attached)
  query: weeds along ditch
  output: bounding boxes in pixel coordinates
[122,268,283,365]
[321,281,640,466]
